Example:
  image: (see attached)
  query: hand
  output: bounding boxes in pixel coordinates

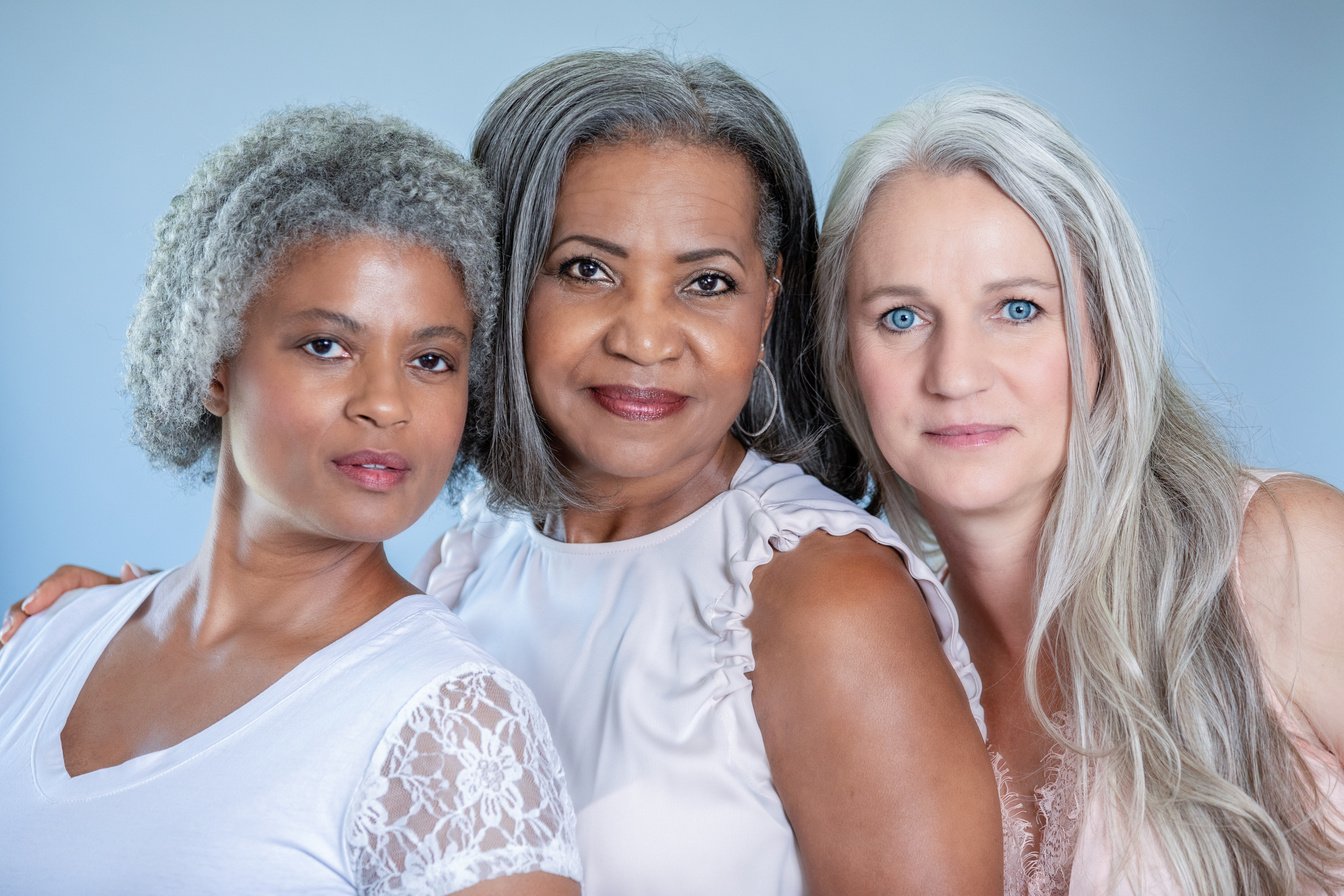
[1,563,148,646]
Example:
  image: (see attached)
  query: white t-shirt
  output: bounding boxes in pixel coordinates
[415,451,984,895]
[0,573,581,895]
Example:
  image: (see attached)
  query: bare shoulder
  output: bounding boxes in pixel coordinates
[748,530,936,651]
[746,531,1000,894]
[1238,473,1344,753]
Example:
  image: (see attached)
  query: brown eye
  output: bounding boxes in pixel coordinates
[689,273,734,295]
[413,353,453,373]
[302,338,347,358]
[559,257,609,282]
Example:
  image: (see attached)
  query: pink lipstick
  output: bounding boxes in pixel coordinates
[590,385,688,421]
[924,424,1012,449]
[333,450,410,491]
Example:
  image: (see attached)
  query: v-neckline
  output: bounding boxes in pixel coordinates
[33,574,432,800]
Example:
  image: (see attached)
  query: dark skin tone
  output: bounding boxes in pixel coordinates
[527,141,1002,893]
[49,237,575,896]
[12,145,1002,895]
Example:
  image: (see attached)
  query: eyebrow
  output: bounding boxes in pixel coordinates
[288,308,468,344]
[983,276,1060,293]
[675,247,746,268]
[549,235,746,269]
[411,324,469,345]
[858,285,926,305]
[858,276,1060,305]
[550,234,628,258]
[291,308,363,330]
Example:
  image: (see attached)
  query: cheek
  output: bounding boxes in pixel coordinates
[848,334,915,437]
[521,290,598,382]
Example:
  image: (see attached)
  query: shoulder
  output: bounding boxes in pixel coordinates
[2,576,150,665]
[1240,472,1344,561]
[412,487,527,603]
[1237,472,1344,754]
[744,531,1001,892]
[732,453,932,576]
[748,531,942,678]
[345,661,580,891]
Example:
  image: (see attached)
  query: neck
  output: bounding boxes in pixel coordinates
[558,437,746,543]
[156,473,409,649]
[923,496,1049,665]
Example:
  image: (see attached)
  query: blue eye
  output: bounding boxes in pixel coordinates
[1003,300,1039,322]
[882,307,921,331]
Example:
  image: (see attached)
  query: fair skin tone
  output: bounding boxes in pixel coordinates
[23,236,573,896]
[844,168,1344,849]
[8,144,1003,893]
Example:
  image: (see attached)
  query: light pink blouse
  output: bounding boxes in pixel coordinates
[996,471,1343,895]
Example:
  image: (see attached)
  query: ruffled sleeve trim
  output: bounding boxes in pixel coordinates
[705,454,986,739]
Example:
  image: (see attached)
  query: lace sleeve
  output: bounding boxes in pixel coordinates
[346,664,581,894]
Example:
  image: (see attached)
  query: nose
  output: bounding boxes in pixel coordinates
[923,320,994,399]
[345,355,411,427]
[601,280,685,366]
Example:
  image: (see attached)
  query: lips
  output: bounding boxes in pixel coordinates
[923,424,1012,448]
[332,450,410,491]
[589,385,688,421]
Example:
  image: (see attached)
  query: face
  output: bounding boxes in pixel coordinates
[523,140,778,490]
[845,169,1097,521]
[209,235,473,545]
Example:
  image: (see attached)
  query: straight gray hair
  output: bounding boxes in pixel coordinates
[816,86,1343,894]
[469,49,865,513]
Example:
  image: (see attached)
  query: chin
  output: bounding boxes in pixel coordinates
[914,469,1052,519]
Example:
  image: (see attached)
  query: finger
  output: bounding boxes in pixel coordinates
[22,565,120,616]
[119,562,150,582]
[1,602,27,645]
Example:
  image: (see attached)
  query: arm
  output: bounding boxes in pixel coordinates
[1237,474,1344,757]
[347,666,581,896]
[2,563,144,645]
[748,531,1001,895]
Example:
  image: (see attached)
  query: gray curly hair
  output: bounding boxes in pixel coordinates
[124,105,500,487]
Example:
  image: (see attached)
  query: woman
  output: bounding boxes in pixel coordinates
[0,107,579,894]
[429,50,999,895]
[7,53,1002,894]
[815,85,1344,894]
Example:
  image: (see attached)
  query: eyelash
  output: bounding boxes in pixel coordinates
[554,256,738,297]
[998,298,1041,324]
[878,298,1043,333]
[556,256,611,283]
[302,337,349,359]
[301,339,456,374]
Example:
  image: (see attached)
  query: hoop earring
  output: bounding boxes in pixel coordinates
[739,357,780,439]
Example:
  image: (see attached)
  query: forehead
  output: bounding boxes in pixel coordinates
[554,140,761,243]
[852,170,1059,281]
[249,235,470,320]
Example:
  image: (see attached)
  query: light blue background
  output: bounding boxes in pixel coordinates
[2,0,1340,599]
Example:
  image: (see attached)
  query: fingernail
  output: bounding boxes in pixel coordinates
[20,593,35,613]
[127,563,148,577]
[0,614,13,644]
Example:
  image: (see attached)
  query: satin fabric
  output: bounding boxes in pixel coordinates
[415,451,984,895]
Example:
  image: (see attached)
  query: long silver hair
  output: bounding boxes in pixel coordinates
[816,85,1342,894]
[468,49,865,513]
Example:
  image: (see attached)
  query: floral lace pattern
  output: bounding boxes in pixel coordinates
[994,717,1086,896]
[346,665,580,894]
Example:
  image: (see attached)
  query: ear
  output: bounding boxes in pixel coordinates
[764,258,783,329]
[202,363,229,418]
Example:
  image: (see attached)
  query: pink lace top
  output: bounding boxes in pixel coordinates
[993,471,1344,895]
